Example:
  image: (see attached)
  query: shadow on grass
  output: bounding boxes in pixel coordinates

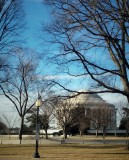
[49,144,125,149]
[0,144,127,150]
[94,152,129,155]
[0,153,16,156]
[0,144,34,148]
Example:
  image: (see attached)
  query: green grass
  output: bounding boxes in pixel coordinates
[0,144,129,160]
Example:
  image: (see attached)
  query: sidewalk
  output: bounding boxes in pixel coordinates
[0,137,61,145]
[0,139,61,145]
[0,135,128,145]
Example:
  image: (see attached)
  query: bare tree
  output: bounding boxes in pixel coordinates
[76,106,90,136]
[0,113,18,139]
[100,107,114,139]
[117,102,129,135]
[26,101,54,139]
[0,117,8,134]
[122,107,129,136]
[0,0,24,54]
[53,97,86,139]
[90,106,114,138]
[120,105,129,150]
[0,49,39,144]
[26,109,50,139]
[89,108,102,137]
[42,0,129,103]
[41,100,54,139]
[0,0,24,83]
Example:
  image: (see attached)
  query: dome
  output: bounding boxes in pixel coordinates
[71,93,105,105]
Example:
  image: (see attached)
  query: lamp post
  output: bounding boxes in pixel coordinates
[34,98,41,158]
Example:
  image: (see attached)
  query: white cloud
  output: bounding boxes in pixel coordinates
[40,74,87,80]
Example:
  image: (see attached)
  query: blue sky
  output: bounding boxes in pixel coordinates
[23,0,85,83]
[23,0,56,76]
[23,0,51,50]
[1,0,127,109]
[0,0,127,127]
[23,0,128,102]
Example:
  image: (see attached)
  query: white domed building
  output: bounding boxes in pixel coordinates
[52,93,117,135]
[70,93,117,131]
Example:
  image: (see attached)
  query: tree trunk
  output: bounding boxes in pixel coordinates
[126,129,129,150]
[96,129,98,137]
[126,129,129,137]
[45,129,48,139]
[19,116,24,144]
[8,129,11,140]
[103,126,106,139]
[64,132,67,139]
[63,127,67,139]
[79,130,82,136]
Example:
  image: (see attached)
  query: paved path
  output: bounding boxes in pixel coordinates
[0,138,61,145]
[63,138,129,145]
[0,137,128,145]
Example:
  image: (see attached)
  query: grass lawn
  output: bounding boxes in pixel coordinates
[0,144,129,160]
